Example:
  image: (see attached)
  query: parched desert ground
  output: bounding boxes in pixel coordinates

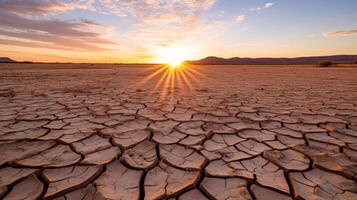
[1,63,357,200]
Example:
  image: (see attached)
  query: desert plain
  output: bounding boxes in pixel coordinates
[1,63,357,200]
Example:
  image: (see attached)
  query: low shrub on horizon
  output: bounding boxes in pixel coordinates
[318,61,333,67]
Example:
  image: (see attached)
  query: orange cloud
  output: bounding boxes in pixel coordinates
[0,0,217,62]
[0,8,115,52]
[235,15,245,23]
[324,29,357,38]
[0,0,94,16]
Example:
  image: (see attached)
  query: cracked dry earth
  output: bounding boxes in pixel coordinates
[1,64,357,200]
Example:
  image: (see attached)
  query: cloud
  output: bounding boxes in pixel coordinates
[102,0,217,46]
[0,0,116,52]
[250,7,261,11]
[98,0,216,24]
[264,3,274,8]
[0,0,217,57]
[235,15,245,23]
[218,10,225,18]
[324,29,357,38]
[0,11,115,51]
[0,0,94,16]
[250,2,274,11]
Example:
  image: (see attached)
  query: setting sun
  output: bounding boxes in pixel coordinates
[155,45,193,68]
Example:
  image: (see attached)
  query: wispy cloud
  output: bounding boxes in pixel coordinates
[250,2,274,11]
[0,0,94,16]
[235,15,245,23]
[0,10,114,51]
[250,7,261,12]
[324,29,357,38]
[103,0,217,46]
[0,0,217,60]
[218,10,225,18]
[264,3,274,8]
[98,0,215,23]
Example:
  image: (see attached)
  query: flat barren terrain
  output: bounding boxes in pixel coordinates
[1,63,357,200]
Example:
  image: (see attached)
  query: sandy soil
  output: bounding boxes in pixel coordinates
[1,63,357,200]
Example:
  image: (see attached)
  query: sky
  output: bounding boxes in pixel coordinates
[0,0,357,63]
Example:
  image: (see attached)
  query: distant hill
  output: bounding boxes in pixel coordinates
[0,57,16,63]
[188,55,357,65]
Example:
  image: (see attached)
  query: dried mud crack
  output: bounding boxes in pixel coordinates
[1,64,357,200]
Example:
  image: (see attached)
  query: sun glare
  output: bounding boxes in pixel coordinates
[168,59,182,68]
[135,44,205,99]
[155,45,193,68]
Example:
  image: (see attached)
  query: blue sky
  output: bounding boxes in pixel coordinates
[0,0,356,62]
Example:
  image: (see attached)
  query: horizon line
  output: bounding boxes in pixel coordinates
[2,54,357,64]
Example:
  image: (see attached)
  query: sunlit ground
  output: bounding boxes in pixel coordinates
[137,62,204,100]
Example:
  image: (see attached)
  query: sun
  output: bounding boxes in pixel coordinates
[155,45,192,68]
[168,58,183,68]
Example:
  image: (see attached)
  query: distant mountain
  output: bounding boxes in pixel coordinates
[0,57,16,63]
[188,55,357,65]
